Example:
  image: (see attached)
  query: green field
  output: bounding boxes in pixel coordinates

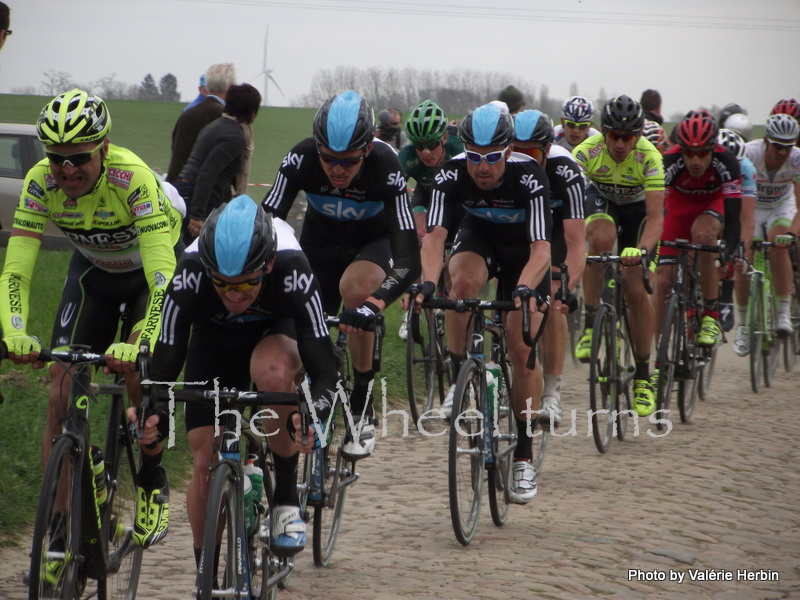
[0,94,409,544]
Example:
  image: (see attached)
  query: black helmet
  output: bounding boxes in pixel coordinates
[601,95,645,133]
[312,90,375,152]
[513,109,555,145]
[458,102,515,147]
[199,195,277,277]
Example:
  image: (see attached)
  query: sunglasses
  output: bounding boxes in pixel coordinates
[767,139,795,149]
[512,145,547,160]
[413,140,442,151]
[605,130,636,143]
[681,148,712,159]
[564,120,590,130]
[209,272,267,292]
[46,141,104,167]
[317,146,367,168]
[464,148,507,165]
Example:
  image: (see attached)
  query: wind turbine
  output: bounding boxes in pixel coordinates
[256,25,284,107]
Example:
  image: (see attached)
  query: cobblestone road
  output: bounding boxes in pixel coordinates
[2,344,798,600]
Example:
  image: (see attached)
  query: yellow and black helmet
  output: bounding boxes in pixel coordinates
[37,88,111,145]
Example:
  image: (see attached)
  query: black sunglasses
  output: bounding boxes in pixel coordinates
[46,142,104,167]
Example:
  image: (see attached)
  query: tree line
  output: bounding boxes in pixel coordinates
[11,70,181,102]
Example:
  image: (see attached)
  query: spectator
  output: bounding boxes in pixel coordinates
[175,83,261,243]
[640,89,663,125]
[0,2,10,51]
[375,108,405,149]
[166,62,236,182]
[183,74,208,112]
[498,84,526,115]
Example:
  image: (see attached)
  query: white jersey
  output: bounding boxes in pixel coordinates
[553,124,601,152]
[744,139,800,209]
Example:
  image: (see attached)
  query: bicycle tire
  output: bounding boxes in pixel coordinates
[678,307,701,423]
[197,462,244,600]
[763,289,781,388]
[312,412,349,567]
[29,436,83,600]
[656,294,682,430]
[406,308,437,424]
[749,274,764,394]
[698,343,718,401]
[102,394,143,600]
[448,358,485,546]
[488,356,516,527]
[616,312,634,441]
[589,304,617,453]
[567,286,584,367]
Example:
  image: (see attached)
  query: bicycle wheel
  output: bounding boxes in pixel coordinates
[406,308,437,424]
[588,304,617,453]
[489,357,516,527]
[698,343,718,401]
[616,312,634,441]
[749,274,764,394]
[448,358,485,546]
[103,396,143,600]
[763,289,781,388]
[29,436,84,600]
[655,294,682,430]
[312,409,350,567]
[567,287,584,367]
[677,309,701,424]
[787,271,800,370]
[197,462,244,600]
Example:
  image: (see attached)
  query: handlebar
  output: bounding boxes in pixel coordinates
[586,249,654,294]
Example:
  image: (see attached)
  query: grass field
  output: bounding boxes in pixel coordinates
[0,94,410,543]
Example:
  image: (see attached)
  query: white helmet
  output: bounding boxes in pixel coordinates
[723,113,752,142]
[765,113,800,144]
[717,129,746,160]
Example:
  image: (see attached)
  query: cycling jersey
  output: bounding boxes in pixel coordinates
[553,124,601,152]
[261,137,420,308]
[573,134,665,205]
[398,135,464,206]
[151,219,338,422]
[542,145,585,266]
[740,156,757,199]
[744,140,800,208]
[0,144,181,346]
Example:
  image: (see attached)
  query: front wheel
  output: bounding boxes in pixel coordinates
[698,343,718,401]
[588,304,618,453]
[655,294,682,429]
[406,308,437,424]
[197,462,243,600]
[29,436,83,600]
[488,357,516,527]
[678,308,701,423]
[448,359,485,546]
[748,274,764,394]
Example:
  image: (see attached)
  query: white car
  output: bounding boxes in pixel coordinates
[0,123,69,249]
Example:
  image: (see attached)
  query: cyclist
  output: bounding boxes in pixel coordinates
[396,99,465,340]
[717,128,757,343]
[652,111,742,347]
[718,103,752,142]
[741,113,800,337]
[553,95,600,152]
[135,195,339,561]
[511,109,585,427]
[643,119,670,155]
[418,102,552,504]
[572,94,664,417]
[262,90,421,459]
[0,89,182,548]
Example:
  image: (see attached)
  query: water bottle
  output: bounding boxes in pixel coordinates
[242,473,255,536]
[91,446,108,506]
[486,361,502,415]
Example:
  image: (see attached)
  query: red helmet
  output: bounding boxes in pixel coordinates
[770,99,800,120]
[676,110,718,149]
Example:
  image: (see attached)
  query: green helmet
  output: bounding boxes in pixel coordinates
[37,88,111,145]
[405,100,448,143]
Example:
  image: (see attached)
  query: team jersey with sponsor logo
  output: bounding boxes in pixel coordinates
[262,137,420,306]
[427,152,551,243]
[1,144,180,345]
[14,145,181,271]
[398,135,465,197]
[663,144,741,201]
[151,219,338,419]
[543,144,585,219]
[744,140,800,208]
[572,134,665,205]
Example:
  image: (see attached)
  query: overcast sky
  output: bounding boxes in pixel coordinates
[1,0,798,123]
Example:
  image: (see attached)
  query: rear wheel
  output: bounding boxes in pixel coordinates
[678,308,701,423]
[656,294,682,429]
[763,289,780,388]
[406,308,437,424]
[488,357,515,527]
[748,275,764,393]
[448,359,485,546]
[197,463,243,600]
[589,304,617,453]
[698,344,718,401]
[29,436,83,600]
